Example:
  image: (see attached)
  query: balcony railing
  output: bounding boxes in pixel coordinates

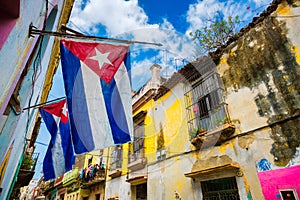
[128,137,144,164]
[80,164,105,185]
[128,149,144,164]
[128,147,146,171]
[110,160,122,171]
[188,103,230,136]
[13,153,39,192]
[188,103,235,149]
[63,168,79,186]
[21,153,39,171]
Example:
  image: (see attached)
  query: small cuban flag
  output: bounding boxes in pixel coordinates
[39,99,75,181]
[60,39,133,154]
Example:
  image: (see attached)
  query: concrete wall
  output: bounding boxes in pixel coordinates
[0,0,65,199]
[104,176,131,200]
[148,155,195,200]
[214,1,300,199]
[134,83,192,200]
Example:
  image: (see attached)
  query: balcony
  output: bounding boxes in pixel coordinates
[128,149,147,171]
[80,164,105,186]
[16,153,39,187]
[63,168,79,187]
[108,160,122,178]
[189,103,235,149]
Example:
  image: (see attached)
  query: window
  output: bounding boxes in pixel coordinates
[184,72,229,136]
[136,183,147,200]
[110,145,122,170]
[129,121,145,163]
[156,149,166,161]
[95,194,101,200]
[129,111,146,164]
[280,189,299,200]
[201,177,240,200]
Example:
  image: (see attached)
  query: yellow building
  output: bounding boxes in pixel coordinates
[103,1,300,199]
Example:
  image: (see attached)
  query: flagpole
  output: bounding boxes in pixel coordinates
[22,96,66,111]
[29,24,163,47]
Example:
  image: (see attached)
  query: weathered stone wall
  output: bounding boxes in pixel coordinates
[219,1,300,167]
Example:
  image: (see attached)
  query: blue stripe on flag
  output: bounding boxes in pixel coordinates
[100,53,131,144]
[60,43,94,154]
[101,78,131,144]
[40,109,57,180]
[59,122,75,171]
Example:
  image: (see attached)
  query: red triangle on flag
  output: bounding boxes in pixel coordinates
[61,40,129,84]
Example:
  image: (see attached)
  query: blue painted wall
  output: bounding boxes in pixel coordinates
[0,0,64,199]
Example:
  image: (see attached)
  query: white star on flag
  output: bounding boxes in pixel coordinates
[62,103,68,117]
[89,48,112,70]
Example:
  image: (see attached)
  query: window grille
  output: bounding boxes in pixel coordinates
[184,72,230,137]
[201,177,240,200]
[110,145,122,170]
[129,121,145,164]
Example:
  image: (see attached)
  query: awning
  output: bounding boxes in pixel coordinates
[184,155,240,178]
[185,163,240,177]
[126,175,147,185]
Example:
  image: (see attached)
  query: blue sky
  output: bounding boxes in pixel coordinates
[69,0,272,90]
[33,0,272,179]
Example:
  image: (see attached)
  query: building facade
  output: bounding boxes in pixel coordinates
[103,0,300,199]
[0,0,74,199]
[38,0,299,199]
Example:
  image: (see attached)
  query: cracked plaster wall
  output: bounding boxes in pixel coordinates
[218,2,300,167]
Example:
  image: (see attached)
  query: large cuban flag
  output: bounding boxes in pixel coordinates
[39,99,75,181]
[60,39,133,154]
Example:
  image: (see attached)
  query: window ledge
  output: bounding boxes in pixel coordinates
[128,157,147,171]
[191,123,235,149]
[108,168,122,179]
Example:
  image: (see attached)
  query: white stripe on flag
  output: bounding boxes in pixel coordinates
[80,62,114,149]
[51,115,65,177]
[114,63,133,138]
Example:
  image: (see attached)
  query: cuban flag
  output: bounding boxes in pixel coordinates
[60,39,133,154]
[39,100,75,181]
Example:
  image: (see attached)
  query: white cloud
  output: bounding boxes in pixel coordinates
[69,0,222,89]
[131,58,154,90]
[186,0,273,36]
[70,0,156,36]
[186,0,245,34]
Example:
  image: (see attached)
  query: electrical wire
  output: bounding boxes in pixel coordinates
[24,0,48,147]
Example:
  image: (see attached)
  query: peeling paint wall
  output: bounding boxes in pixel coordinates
[105,176,131,200]
[148,155,195,200]
[220,2,300,167]
[213,1,300,199]
[146,83,193,200]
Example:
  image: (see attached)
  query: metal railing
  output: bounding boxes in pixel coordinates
[128,138,144,164]
[21,153,39,171]
[188,103,231,138]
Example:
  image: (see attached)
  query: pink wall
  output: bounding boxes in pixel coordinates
[258,165,300,199]
[0,0,20,50]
